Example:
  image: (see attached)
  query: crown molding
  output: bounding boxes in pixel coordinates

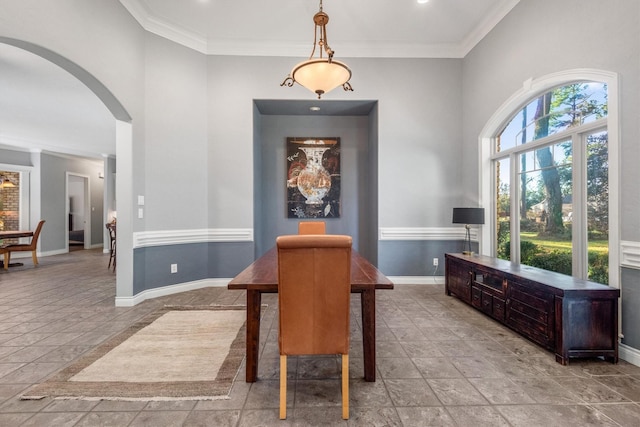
[0,135,106,160]
[459,0,520,57]
[118,0,520,58]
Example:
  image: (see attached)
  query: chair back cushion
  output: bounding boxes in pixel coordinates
[277,234,351,355]
[297,221,326,235]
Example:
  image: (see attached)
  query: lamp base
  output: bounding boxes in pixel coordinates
[462,251,475,256]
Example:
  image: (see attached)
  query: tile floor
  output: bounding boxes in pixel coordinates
[0,249,639,426]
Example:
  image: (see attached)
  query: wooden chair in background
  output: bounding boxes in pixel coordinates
[297,221,326,235]
[106,222,116,271]
[2,220,45,270]
[0,247,7,270]
[276,234,352,420]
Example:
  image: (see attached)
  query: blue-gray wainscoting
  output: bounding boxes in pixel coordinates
[378,239,473,277]
[133,241,254,295]
[621,267,640,350]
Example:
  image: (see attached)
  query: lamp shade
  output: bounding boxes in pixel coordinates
[452,208,485,225]
[291,59,352,97]
[0,178,15,188]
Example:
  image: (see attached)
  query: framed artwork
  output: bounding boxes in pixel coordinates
[286,137,341,218]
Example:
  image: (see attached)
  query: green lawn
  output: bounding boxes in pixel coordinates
[521,232,609,254]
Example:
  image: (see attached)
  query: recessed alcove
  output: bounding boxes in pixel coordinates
[253,99,379,264]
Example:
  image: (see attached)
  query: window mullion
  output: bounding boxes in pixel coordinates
[510,152,520,264]
[572,134,587,278]
[490,117,607,162]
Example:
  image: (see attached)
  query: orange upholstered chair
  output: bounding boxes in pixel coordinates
[297,221,326,235]
[2,220,45,270]
[276,234,352,420]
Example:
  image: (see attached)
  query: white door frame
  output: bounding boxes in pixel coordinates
[65,172,91,251]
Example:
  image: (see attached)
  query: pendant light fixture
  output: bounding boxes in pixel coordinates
[281,0,353,99]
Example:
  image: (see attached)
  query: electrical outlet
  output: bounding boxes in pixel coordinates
[433,258,439,267]
[170,264,178,274]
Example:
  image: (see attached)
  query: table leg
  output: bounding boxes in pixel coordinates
[361,289,376,382]
[245,289,262,382]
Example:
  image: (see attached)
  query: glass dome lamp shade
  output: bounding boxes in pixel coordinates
[290,59,352,99]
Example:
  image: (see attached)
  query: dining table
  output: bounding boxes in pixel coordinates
[228,246,394,383]
[0,230,34,268]
[0,230,34,239]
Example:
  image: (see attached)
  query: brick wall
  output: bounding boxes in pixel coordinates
[0,171,20,232]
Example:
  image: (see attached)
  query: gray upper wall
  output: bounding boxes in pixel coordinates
[143,32,209,231]
[0,148,31,167]
[141,51,463,231]
[40,153,105,251]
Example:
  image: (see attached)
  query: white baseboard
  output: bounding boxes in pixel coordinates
[114,278,230,307]
[10,249,68,260]
[388,276,445,285]
[38,247,101,258]
[619,343,640,367]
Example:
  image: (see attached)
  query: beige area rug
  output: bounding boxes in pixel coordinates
[21,305,247,401]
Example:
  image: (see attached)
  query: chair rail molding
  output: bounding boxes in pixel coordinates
[379,227,475,241]
[133,228,253,249]
[621,240,640,270]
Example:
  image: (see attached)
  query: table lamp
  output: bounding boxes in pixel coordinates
[452,207,485,255]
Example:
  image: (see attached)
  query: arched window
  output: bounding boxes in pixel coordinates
[480,71,619,287]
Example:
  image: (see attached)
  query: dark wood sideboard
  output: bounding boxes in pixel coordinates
[445,253,619,365]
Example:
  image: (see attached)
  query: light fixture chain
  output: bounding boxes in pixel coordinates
[309,23,318,59]
[321,23,333,61]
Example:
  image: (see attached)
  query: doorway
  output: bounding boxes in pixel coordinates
[66,172,90,251]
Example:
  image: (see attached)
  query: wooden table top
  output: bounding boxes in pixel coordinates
[0,230,34,239]
[228,247,394,292]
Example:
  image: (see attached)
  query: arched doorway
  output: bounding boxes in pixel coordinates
[0,37,134,303]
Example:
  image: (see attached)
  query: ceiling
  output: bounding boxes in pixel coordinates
[0,0,519,160]
[120,0,519,58]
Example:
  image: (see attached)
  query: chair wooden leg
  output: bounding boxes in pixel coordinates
[280,355,287,420]
[32,250,38,266]
[342,354,349,420]
[4,252,10,270]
